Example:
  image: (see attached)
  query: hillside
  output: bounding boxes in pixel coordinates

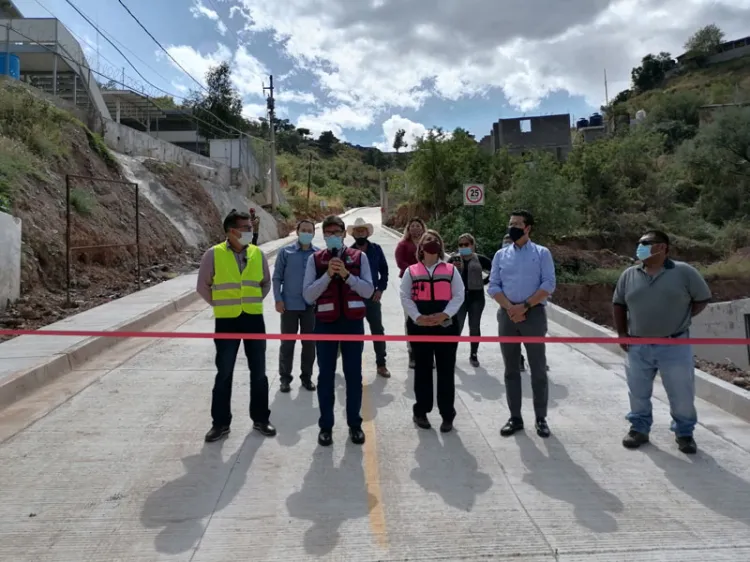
[0,81,269,339]
[243,119,408,226]
[384,50,750,384]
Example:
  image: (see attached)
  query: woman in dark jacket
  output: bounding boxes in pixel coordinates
[450,233,492,367]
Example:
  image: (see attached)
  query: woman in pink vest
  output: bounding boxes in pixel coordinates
[399,229,465,432]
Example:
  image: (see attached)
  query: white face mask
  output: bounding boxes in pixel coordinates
[239,232,254,246]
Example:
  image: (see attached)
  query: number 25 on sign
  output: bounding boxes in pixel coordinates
[463,184,484,206]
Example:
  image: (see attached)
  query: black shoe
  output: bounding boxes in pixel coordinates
[204,425,230,442]
[500,418,524,437]
[676,435,697,454]
[440,420,453,433]
[519,356,526,371]
[622,429,649,449]
[318,429,333,447]
[349,427,366,445]
[535,418,551,438]
[413,414,431,429]
[253,421,277,437]
[301,378,316,391]
[279,381,291,393]
[469,354,479,368]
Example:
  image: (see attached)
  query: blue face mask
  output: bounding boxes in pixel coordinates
[458,247,472,256]
[325,235,343,251]
[298,232,314,245]
[636,243,651,261]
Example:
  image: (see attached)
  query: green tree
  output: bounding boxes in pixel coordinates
[631,52,676,93]
[684,24,725,55]
[677,106,750,225]
[503,152,583,242]
[188,61,244,139]
[393,128,407,152]
[317,130,339,154]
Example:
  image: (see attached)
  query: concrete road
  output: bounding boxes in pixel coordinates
[2,207,750,561]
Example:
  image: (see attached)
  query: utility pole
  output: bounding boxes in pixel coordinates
[604,68,609,106]
[306,153,312,212]
[263,75,277,211]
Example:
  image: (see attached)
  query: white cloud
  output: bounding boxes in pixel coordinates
[242,103,267,119]
[276,90,316,104]
[190,0,228,36]
[373,115,428,152]
[162,43,268,99]
[231,0,750,126]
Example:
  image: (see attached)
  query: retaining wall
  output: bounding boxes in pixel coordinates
[0,211,22,311]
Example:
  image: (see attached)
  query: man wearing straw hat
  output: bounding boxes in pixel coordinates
[348,217,391,378]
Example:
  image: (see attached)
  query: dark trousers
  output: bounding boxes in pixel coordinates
[455,290,486,355]
[279,307,316,382]
[365,300,387,366]
[315,318,365,430]
[498,305,548,420]
[211,313,269,427]
[410,323,458,422]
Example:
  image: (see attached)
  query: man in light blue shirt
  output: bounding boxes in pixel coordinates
[273,219,319,393]
[488,210,556,439]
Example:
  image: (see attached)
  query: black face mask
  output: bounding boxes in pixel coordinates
[507,226,525,242]
[355,237,368,246]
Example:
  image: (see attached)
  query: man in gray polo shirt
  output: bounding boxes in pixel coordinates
[612,229,711,455]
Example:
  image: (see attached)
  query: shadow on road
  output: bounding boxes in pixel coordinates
[520,372,569,409]
[411,429,493,511]
[516,435,623,533]
[645,446,750,527]
[335,372,395,423]
[455,366,504,402]
[272,386,318,447]
[286,441,378,556]
[140,433,264,554]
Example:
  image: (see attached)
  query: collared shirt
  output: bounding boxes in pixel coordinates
[613,258,711,337]
[487,240,556,304]
[302,251,375,305]
[272,241,319,310]
[196,243,271,306]
[350,241,389,293]
[399,261,465,322]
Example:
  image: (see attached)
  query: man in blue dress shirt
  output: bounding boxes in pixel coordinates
[488,210,556,438]
[273,219,319,393]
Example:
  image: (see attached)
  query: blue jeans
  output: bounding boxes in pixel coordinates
[315,318,365,430]
[625,335,697,437]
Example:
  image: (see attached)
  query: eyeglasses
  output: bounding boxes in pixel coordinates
[324,231,343,236]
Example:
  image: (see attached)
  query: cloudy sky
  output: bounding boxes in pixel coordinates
[15,0,750,150]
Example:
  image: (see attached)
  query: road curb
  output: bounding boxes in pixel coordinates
[0,209,366,410]
[382,222,750,422]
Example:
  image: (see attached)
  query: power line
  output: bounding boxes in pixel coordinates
[0,22,254,141]
[115,0,206,92]
[49,0,259,140]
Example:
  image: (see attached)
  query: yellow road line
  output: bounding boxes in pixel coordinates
[361,366,389,549]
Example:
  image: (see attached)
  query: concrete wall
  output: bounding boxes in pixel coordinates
[0,211,21,311]
[492,114,572,160]
[708,43,750,64]
[690,298,750,370]
[103,120,231,186]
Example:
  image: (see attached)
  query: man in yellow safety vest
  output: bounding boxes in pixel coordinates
[196,209,276,442]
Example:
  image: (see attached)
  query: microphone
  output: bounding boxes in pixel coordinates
[330,247,341,279]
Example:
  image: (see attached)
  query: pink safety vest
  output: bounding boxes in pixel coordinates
[408,261,454,313]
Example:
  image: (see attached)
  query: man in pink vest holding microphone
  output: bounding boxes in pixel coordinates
[302,215,374,447]
[400,229,465,432]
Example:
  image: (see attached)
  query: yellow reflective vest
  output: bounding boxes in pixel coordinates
[211,241,264,318]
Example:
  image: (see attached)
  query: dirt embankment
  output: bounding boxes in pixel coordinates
[0,88,260,340]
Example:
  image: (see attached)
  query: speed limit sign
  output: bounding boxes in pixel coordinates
[463,184,484,206]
